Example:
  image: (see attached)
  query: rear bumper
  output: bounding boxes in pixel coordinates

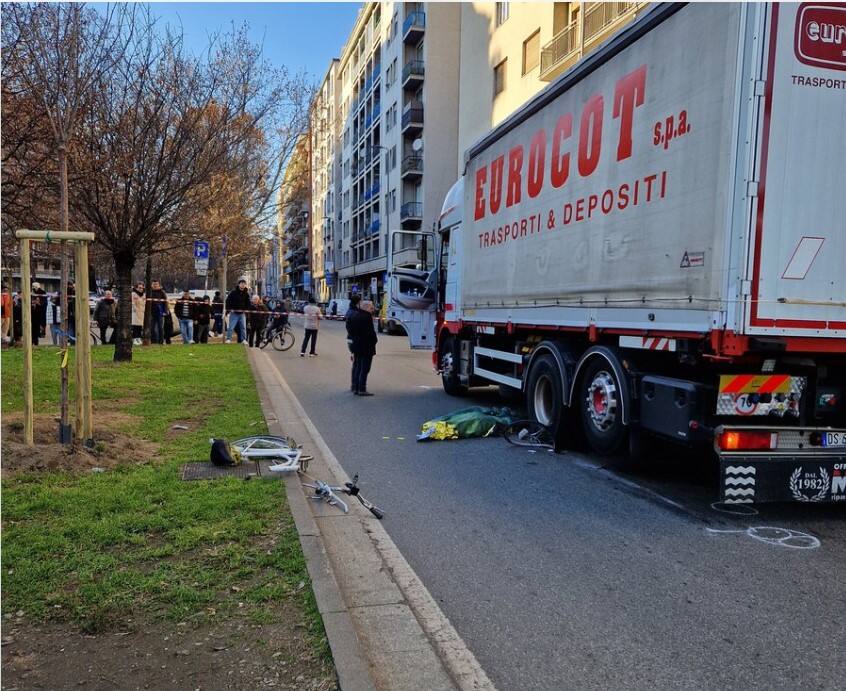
[718,427,846,503]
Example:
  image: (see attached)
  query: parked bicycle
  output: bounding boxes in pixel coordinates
[51,326,100,346]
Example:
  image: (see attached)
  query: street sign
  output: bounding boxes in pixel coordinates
[370,277,378,297]
[193,240,210,260]
[194,256,209,276]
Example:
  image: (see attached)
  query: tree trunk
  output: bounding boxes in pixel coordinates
[143,252,153,344]
[113,251,135,362]
[58,143,70,439]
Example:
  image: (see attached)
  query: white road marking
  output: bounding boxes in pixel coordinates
[706,526,820,549]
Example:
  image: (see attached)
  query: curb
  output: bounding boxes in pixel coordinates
[249,352,377,691]
[248,348,497,691]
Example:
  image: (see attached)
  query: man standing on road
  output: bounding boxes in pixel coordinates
[299,295,321,357]
[225,278,250,344]
[347,298,378,395]
[149,280,169,345]
[174,289,195,345]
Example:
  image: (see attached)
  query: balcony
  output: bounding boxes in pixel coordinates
[402,60,424,90]
[401,103,424,134]
[539,19,580,81]
[402,11,425,44]
[584,2,645,46]
[400,201,423,227]
[400,154,423,180]
[539,2,647,82]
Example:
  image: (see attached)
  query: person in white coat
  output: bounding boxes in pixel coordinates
[131,282,146,345]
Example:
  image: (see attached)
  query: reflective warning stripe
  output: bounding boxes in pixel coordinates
[719,374,792,394]
[619,336,676,352]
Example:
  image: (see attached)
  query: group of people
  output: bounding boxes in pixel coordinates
[1,280,76,346]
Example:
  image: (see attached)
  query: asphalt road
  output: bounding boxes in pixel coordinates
[265,317,845,691]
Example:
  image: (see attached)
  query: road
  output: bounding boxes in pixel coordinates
[264,316,845,691]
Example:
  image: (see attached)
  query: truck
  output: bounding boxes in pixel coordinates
[385,2,846,504]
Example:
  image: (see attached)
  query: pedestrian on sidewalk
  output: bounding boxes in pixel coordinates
[195,295,211,343]
[211,291,224,336]
[131,282,146,345]
[48,295,62,344]
[93,291,116,345]
[247,294,268,348]
[149,280,169,344]
[33,282,47,338]
[347,298,378,395]
[67,280,76,340]
[174,289,195,345]
[225,278,250,344]
[299,295,321,357]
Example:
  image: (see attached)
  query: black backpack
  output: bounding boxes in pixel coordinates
[210,439,241,466]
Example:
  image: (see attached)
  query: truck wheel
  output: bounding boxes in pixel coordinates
[579,359,627,455]
[526,354,565,439]
[440,337,467,396]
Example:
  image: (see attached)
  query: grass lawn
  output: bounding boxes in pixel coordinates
[1,345,328,659]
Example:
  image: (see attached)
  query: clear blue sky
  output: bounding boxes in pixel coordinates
[148,2,362,81]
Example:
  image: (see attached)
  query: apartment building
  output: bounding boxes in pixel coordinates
[310,60,341,303]
[458,1,649,166]
[278,134,312,299]
[325,1,459,300]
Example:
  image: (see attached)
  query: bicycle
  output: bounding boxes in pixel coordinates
[258,322,295,352]
[503,419,556,449]
[301,473,385,519]
[51,326,100,346]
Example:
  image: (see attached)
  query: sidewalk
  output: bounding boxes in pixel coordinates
[248,348,496,691]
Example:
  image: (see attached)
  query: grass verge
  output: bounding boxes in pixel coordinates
[1,345,328,659]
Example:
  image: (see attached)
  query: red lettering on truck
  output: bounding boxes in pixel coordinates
[578,94,604,177]
[613,64,647,161]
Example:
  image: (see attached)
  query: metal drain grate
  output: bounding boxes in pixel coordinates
[181,461,261,481]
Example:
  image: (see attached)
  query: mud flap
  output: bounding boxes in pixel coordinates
[720,455,846,504]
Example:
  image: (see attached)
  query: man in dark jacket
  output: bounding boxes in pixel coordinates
[347,297,378,396]
[174,289,195,345]
[149,280,169,344]
[225,279,250,343]
[93,291,116,344]
[195,295,211,343]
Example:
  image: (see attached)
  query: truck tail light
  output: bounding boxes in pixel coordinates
[718,430,777,451]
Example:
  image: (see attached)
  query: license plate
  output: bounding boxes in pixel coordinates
[822,432,846,447]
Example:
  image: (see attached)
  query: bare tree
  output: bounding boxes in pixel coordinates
[3,2,134,429]
[67,17,311,361]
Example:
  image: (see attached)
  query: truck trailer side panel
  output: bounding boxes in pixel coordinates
[462,3,743,329]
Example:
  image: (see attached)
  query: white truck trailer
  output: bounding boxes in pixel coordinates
[387,2,846,503]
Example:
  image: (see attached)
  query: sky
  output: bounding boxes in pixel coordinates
[148,2,362,81]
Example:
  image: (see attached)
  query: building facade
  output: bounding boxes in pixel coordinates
[310,60,341,303]
[312,2,460,301]
[278,134,312,300]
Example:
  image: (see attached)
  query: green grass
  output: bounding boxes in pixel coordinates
[1,346,327,657]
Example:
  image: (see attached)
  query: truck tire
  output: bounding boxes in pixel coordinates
[440,337,467,396]
[526,354,565,440]
[578,358,627,455]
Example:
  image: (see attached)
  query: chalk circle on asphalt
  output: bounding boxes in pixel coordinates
[706,525,820,549]
[710,501,759,516]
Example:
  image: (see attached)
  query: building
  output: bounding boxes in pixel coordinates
[458,1,649,165]
[310,60,341,303]
[328,2,460,300]
[278,135,312,300]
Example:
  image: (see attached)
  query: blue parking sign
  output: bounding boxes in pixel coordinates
[193,241,209,259]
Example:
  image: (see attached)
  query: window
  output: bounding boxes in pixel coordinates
[522,30,540,75]
[344,190,350,208]
[495,2,510,26]
[493,58,507,97]
[389,145,397,171]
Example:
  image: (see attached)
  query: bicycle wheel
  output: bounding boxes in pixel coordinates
[272,328,295,352]
[504,420,555,449]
